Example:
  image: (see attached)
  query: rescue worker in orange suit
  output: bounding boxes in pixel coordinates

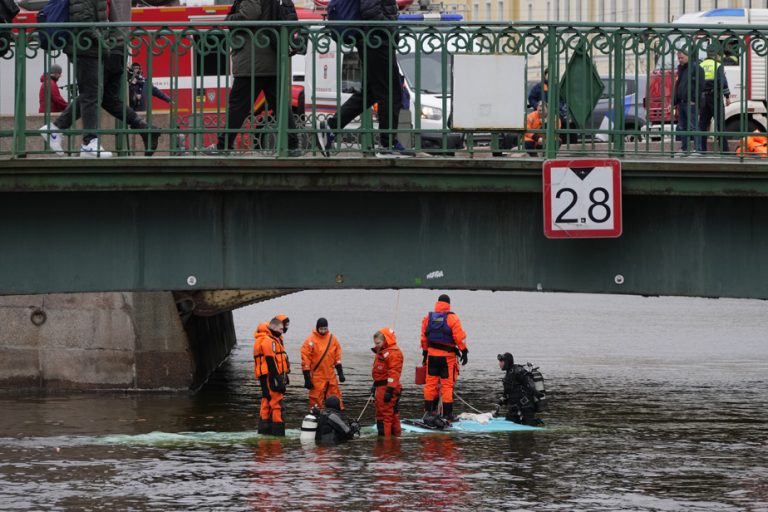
[421,294,467,421]
[524,101,560,157]
[736,129,768,157]
[371,327,403,437]
[274,314,291,384]
[301,317,345,411]
[253,317,289,436]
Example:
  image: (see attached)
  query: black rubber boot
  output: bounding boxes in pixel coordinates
[257,418,271,435]
[432,398,440,412]
[139,125,160,157]
[424,400,434,413]
[376,420,385,437]
[270,421,286,437]
[442,402,457,422]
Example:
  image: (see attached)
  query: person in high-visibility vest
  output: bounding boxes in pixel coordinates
[699,47,731,153]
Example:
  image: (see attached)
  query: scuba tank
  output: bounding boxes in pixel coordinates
[300,410,318,443]
[524,362,547,411]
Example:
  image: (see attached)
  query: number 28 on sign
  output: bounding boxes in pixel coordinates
[542,159,622,239]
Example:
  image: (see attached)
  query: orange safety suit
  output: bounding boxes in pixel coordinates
[254,324,290,435]
[371,327,403,437]
[274,314,292,378]
[421,299,467,415]
[736,130,768,157]
[524,109,561,145]
[301,329,343,410]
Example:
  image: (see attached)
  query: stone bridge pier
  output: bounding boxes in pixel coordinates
[0,292,238,391]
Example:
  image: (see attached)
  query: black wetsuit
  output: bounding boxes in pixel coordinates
[315,407,359,444]
[500,364,539,426]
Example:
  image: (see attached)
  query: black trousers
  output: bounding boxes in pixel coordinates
[217,76,297,150]
[699,92,729,153]
[332,36,402,148]
[55,56,99,144]
[56,53,146,136]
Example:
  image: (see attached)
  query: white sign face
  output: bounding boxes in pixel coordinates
[452,54,527,130]
[543,159,622,239]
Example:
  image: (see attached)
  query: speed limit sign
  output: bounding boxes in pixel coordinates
[543,159,622,239]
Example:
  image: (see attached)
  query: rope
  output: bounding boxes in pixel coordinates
[454,392,484,414]
[356,393,374,423]
[392,289,401,330]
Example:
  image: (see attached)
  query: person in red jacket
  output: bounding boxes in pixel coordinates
[371,327,403,437]
[420,294,467,421]
[39,64,68,113]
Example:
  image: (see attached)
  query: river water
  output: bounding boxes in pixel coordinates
[1,290,767,511]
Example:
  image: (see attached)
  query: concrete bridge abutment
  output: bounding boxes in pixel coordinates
[0,292,236,391]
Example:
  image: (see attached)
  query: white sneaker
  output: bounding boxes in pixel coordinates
[79,138,113,158]
[39,123,64,156]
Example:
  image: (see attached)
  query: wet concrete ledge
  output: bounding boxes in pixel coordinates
[0,292,236,392]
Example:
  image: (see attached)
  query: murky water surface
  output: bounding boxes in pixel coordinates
[1,290,767,511]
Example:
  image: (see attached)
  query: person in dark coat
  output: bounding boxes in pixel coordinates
[527,68,568,121]
[47,0,162,157]
[673,50,705,153]
[39,0,112,157]
[496,353,541,426]
[315,395,360,445]
[206,0,299,154]
[317,0,409,157]
[128,63,171,112]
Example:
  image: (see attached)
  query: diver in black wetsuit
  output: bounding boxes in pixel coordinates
[496,353,543,426]
[315,396,360,445]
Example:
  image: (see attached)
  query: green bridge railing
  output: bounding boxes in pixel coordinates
[2,18,768,159]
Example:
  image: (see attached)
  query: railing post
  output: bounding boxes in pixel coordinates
[276,25,291,157]
[545,25,558,160]
[13,30,27,157]
[612,31,625,155]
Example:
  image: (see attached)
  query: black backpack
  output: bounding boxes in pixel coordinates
[0,0,20,58]
[0,0,18,23]
[37,0,72,51]
[270,0,305,54]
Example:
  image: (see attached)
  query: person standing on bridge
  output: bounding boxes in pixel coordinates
[39,0,162,157]
[421,294,467,422]
[301,318,345,411]
[204,0,299,156]
[316,0,411,157]
[38,0,112,157]
[254,317,290,436]
[699,46,731,153]
[371,326,403,437]
[673,50,705,154]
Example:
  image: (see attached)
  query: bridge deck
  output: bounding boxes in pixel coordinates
[2,155,767,196]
